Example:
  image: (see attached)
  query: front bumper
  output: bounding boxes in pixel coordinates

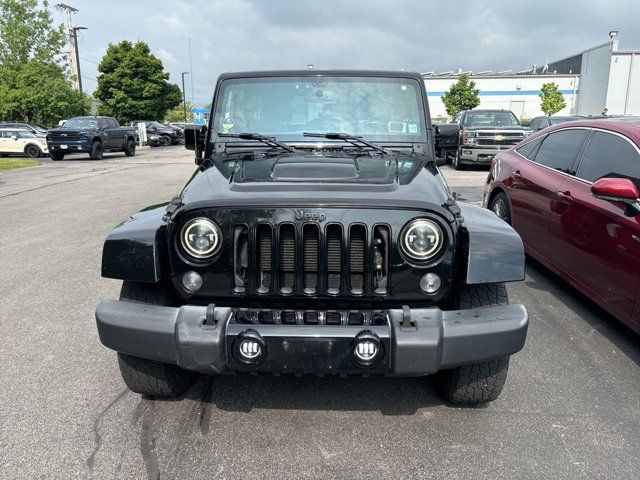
[96,301,528,375]
[459,145,512,163]
[47,139,92,152]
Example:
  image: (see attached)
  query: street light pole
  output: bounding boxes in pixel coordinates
[181,72,190,123]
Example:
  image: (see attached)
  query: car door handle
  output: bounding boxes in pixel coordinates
[556,191,574,204]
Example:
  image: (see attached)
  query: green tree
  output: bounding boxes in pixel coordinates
[441,74,480,119]
[539,82,566,116]
[0,0,89,126]
[95,41,182,124]
[164,101,193,123]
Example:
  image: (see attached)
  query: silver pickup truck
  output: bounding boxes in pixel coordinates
[436,109,532,170]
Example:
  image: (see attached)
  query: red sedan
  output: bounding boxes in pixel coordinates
[484,118,640,333]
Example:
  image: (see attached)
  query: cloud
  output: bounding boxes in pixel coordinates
[64,0,640,106]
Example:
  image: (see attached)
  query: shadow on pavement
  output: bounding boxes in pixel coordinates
[524,256,640,368]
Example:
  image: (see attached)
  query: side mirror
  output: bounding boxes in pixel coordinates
[184,125,206,157]
[592,177,640,215]
[11,135,18,140]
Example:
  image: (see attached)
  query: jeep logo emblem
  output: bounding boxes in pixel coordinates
[294,209,326,222]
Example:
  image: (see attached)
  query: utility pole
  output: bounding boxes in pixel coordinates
[181,72,190,122]
[56,4,86,92]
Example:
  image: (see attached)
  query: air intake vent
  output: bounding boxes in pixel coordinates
[326,224,342,294]
[349,225,366,294]
[256,224,272,293]
[279,224,296,293]
[303,224,319,294]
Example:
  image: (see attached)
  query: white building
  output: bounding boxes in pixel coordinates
[423,34,639,121]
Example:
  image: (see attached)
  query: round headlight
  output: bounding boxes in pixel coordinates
[180,218,221,259]
[400,219,443,261]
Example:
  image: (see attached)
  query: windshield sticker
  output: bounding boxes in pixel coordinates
[408,121,418,134]
[221,117,234,132]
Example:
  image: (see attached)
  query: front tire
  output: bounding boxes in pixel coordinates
[49,151,65,161]
[161,135,171,146]
[89,141,103,160]
[116,281,194,397]
[124,138,136,157]
[489,192,511,224]
[25,145,41,158]
[453,151,464,170]
[434,282,511,405]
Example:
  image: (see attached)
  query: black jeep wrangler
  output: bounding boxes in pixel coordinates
[96,70,528,405]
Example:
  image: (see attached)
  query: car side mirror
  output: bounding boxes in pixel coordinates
[184,125,206,158]
[11,135,18,140]
[591,177,640,215]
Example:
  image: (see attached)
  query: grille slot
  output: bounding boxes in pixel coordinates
[326,312,341,325]
[326,224,343,294]
[279,224,296,293]
[349,225,366,294]
[303,224,319,293]
[256,224,272,293]
[232,226,248,293]
[373,225,390,294]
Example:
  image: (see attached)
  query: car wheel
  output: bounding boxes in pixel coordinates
[489,192,511,224]
[453,151,464,170]
[161,135,171,146]
[117,281,195,397]
[89,141,104,160]
[50,151,65,161]
[124,139,136,157]
[433,283,511,405]
[25,145,41,158]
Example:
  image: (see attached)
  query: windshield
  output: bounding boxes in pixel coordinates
[463,111,520,127]
[212,76,426,143]
[63,118,98,129]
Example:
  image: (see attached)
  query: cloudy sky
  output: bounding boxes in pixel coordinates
[53,0,640,106]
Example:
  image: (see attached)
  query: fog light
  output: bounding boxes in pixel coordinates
[354,341,378,362]
[182,271,203,292]
[238,340,261,359]
[351,331,384,367]
[420,273,441,294]
[232,330,267,365]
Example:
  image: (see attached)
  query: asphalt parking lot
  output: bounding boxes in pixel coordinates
[1,148,639,480]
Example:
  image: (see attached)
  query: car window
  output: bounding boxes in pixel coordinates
[516,135,545,159]
[576,131,640,188]
[1,130,17,138]
[106,118,118,128]
[18,130,36,138]
[534,129,588,175]
[529,119,540,130]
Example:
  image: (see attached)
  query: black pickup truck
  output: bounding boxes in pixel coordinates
[435,109,532,169]
[47,116,137,160]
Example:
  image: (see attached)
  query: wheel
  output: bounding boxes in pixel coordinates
[116,281,194,397]
[89,141,103,160]
[434,283,511,405]
[49,151,65,161]
[25,145,41,158]
[489,191,511,224]
[453,151,464,170]
[161,135,171,146]
[124,138,136,157]
[117,353,195,397]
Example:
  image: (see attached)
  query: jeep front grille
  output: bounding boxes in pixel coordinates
[233,222,391,296]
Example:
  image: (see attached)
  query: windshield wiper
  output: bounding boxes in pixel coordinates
[302,132,387,154]
[218,132,295,153]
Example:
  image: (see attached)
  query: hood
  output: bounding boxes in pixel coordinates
[231,153,409,184]
[176,152,453,217]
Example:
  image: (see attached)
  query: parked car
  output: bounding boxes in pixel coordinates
[484,117,640,334]
[47,116,137,160]
[0,127,48,157]
[96,69,529,405]
[0,122,48,138]
[147,133,163,147]
[436,109,532,169]
[529,115,586,131]
[168,122,187,129]
[131,120,181,145]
